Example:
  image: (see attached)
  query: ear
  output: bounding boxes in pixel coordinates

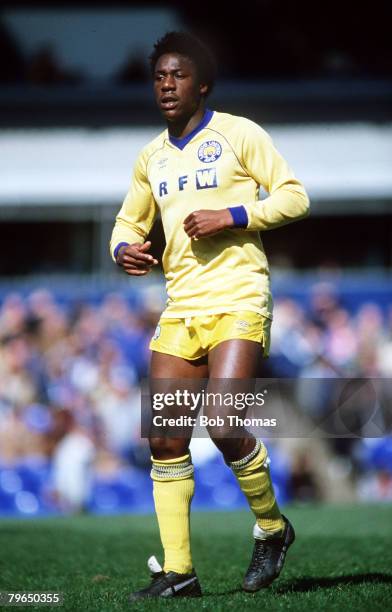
[199,83,208,96]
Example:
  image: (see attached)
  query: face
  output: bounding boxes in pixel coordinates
[153,53,208,123]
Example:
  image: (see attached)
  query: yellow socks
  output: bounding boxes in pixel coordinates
[151,442,282,572]
[151,453,194,574]
[230,440,285,534]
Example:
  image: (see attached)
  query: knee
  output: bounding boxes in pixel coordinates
[149,437,190,460]
[210,436,254,464]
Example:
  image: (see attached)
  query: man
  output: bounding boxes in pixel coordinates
[110,31,309,600]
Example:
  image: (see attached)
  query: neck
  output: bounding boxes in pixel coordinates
[167,103,206,139]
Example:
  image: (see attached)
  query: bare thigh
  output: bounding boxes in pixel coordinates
[149,351,208,460]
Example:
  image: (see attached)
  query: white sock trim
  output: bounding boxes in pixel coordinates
[253,522,283,540]
[148,555,163,574]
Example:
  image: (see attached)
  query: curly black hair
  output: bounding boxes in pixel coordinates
[149,31,217,96]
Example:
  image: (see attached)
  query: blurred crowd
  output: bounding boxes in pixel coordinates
[269,286,392,378]
[0,283,391,514]
[0,289,155,512]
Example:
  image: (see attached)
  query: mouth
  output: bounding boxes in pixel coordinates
[160,96,179,110]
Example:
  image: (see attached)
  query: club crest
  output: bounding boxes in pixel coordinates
[198,140,222,163]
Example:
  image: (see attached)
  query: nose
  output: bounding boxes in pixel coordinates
[161,74,176,91]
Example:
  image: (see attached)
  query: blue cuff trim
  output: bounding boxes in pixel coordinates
[114,242,129,259]
[228,205,248,228]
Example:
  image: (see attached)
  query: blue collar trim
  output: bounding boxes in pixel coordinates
[168,109,214,150]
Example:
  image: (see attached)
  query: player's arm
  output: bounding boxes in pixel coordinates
[110,152,159,275]
[228,120,310,231]
[183,121,309,239]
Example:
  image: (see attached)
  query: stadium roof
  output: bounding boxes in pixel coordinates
[2,123,392,213]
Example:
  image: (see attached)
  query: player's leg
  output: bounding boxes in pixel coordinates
[207,337,261,461]
[207,337,295,591]
[130,351,207,601]
[208,338,284,531]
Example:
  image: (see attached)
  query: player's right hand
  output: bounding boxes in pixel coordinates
[116,241,158,276]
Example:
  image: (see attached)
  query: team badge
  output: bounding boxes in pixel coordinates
[198,140,222,163]
[152,324,161,340]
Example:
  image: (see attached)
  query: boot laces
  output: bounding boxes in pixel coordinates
[248,538,278,572]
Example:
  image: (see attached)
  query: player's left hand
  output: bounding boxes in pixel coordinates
[183,209,234,239]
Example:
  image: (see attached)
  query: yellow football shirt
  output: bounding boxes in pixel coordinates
[110,110,309,319]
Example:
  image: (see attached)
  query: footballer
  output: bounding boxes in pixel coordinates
[110,31,309,601]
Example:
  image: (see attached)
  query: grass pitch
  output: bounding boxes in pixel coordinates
[0,505,391,611]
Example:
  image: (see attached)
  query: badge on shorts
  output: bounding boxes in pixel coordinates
[152,324,161,340]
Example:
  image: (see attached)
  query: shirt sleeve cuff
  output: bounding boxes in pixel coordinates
[113,242,129,260]
[228,205,248,228]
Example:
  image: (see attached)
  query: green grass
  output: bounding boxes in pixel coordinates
[0,505,392,611]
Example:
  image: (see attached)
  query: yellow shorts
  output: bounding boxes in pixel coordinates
[149,311,271,360]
